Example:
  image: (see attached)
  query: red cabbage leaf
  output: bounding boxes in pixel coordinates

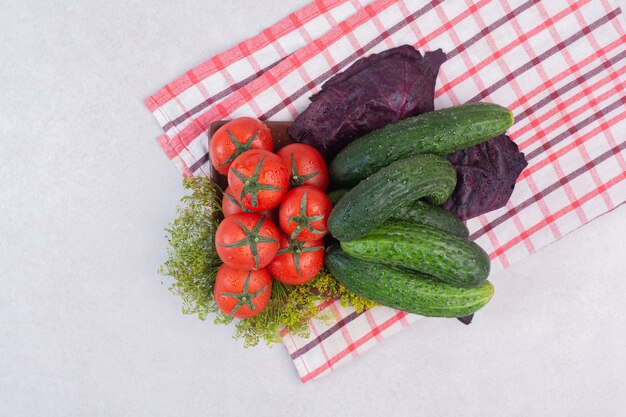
[443,135,528,220]
[289,45,446,158]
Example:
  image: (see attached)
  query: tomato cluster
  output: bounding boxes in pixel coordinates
[211,118,331,318]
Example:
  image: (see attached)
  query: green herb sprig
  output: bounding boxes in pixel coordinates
[160,177,376,347]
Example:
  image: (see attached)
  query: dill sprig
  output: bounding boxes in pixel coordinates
[159,177,223,320]
[160,177,376,348]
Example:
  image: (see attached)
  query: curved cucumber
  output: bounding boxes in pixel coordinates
[327,154,456,242]
[330,102,514,187]
[340,220,490,288]
[325,245,494,317]
[326,190,468,237]
[393,200,469,238]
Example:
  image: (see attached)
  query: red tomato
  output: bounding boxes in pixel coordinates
[228,149,289,212]
[276,144,329,190]
[213,265,272,318]
[222,186,245,217]
[215,213,280,269]
[222,186,278,219]
[279,185,332,241]
[210,117,273,175]
[263,206,280,225]
[267,234,324,285]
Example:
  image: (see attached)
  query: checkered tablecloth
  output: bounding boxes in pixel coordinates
[145,0,626,382]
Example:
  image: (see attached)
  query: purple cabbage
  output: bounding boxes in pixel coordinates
[289,45,446,158]
[443,135,528,220]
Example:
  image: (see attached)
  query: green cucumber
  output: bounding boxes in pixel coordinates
[327,190,468,237]
[340,220,490,288]
[330,102,514,187]
[393,200,469,238]
[325,245,494,317]
[327,154,456,242]
[327,189,349,206]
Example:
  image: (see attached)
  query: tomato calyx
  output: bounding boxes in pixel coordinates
[219,217,278,269]
[288,192,325,239]
[223,191,249,213]
[219,129,261,167]
[289,154,319,187]
[219,270,268,317]
[231,155,283,209]
[276,236,324,277]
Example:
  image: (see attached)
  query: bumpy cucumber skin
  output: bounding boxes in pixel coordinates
[393,200,469,238]
[327,154,456,242]
[327,190,468,237]
[341,220,490,288]
[330,102,514,187]
[325,245,494,317]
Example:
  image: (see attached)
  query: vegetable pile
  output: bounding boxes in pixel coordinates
[162,118,375,346]
[160,45,528,347]
[324,100,518,317]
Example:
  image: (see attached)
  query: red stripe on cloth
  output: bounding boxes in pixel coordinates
[474,96,626,244]
[144,0,347,111]
[468,7,621,102]
[156,127,204,176]
[477,94,625,244]
[522,90,625,162]
[288,309,365,358]
[513,43,625,156]
[363,309,384,342]
[436,0,592,97]
[176,0,500,170]
[329,304,359,358]
[370,1,400,49]
[159,0,399,159]
[160,59,285,133]
[170,1,621,168]
[307,318,334,372]
[510,38,626,124]
[287,331,312,377]
[478,213,510,267]
[278,299,336,338]
[505,201,537,255]
[446,0,540,61]
[508,1,602,227]
[526,174,565,240]
[463,0,537,259]
[525,59,622,214]
[300,310,408,382]
[471,141,626,242]
[520,97,626,180]
[514,49,626,144]
[437,0,489,104]
[408,0,492,52]
[185,0,440,173]
[490,171,625,260]
[257,0,441,121]
[569,2,625,212]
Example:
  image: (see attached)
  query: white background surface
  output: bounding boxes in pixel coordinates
[1,1,625,416]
